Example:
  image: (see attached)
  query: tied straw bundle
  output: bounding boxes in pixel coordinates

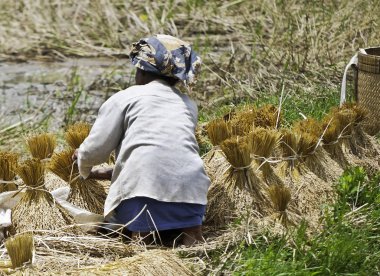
[49,149,107,214]
[220,136,267,207]
[207,118,231,146]
[267,184,292,227]
[12,159,74,233]
[26,133,56,161]
[0,152,18,192]
[5,234,34,269]
[247,127,282,182]
[65,122,91,149]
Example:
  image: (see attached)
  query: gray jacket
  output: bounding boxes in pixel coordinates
[78,80,210,217]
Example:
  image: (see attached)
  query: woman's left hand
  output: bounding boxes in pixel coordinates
[88,168,113,180]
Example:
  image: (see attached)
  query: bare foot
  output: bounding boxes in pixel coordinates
[181,225,203,246]
[131,231,152,244]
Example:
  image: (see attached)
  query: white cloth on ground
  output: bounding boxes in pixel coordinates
[78,80,211,217]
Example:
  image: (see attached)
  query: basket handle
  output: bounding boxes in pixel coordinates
[340,54,358,106]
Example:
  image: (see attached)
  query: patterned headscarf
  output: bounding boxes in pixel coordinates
[130,34,202,85]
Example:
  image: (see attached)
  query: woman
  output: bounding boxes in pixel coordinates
[74,34,210,246]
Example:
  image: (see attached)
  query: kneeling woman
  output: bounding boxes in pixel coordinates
[74,35,210,246]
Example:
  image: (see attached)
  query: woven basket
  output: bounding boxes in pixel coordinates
[356,47,380,135]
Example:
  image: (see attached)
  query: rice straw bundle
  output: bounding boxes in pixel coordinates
[254,104,280,129]
[5,234,34,269]
[203,149,260,227]
[26,133,56,160]
[293,118,323,138]
[0,151,18,192]
[267,184,291,226]
[206,118,231,146]
[246,127,281,181]
[219,136,267,207]
[49,149,107,214]
[229,109,256,136]
[220,136,253,192]
[12,159,75,233]
[65,122,91,149]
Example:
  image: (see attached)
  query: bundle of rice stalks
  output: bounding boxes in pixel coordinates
[5,234,34,269]
[0,151,18,192]
[26,133,56,160]
[293,118,323,138]
[12,159,75,233]
[220,136,253,193]
[246,127,281,181]
[228,104,280,136]
[49,149,107,214]
[65,122,91,149]
[206,118,231,146]
[229,108,256,136]
[267,184,291,226]
[220,136,269,209]
[254,104,280,129]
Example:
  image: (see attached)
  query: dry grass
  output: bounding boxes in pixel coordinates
[0,0,379,106]
[65,122,91,149]
[5,233,34,269]
[0,151,18,192]
[49,149,106,214]
[26,133,56,160]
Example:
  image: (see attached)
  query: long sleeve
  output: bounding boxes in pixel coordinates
[78,98,124,179]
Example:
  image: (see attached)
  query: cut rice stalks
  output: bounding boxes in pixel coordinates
[267,184,291,227]
[206,118,231,146]
[220,136,266,206]
[26,133,56,161]
[5,233,34,269]
[65,122,91,149]
[247,127,282,183]
[0,151,18,192]
[12,159,75,233]
[49,149,107,214]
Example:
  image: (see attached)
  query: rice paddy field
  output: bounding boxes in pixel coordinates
[0,0,380,275]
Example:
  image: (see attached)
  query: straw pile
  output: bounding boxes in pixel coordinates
[65,122,91,149]
[0,151,18,192]
[49,149,107,214]
[5,233,34,269]
[72,250,193,275]
[26,133,56,160]
[12,159,75,233]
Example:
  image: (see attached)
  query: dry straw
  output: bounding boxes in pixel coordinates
[0,151,18,192]
[267,184,291,226]
[49,149,107,214]
[12,159,75,233]
[247,127,281,179]
[65,122,91,149]
[207,118,231,146]
[219,136,267,207]
[228,104,280,136]
[26,133,56,160]
[5,233,34,269]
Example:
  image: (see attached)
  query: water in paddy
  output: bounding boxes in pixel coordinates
[0,58,132,131]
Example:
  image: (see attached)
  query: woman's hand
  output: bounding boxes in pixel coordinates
[72,149,79,161]
[88,167,113,180]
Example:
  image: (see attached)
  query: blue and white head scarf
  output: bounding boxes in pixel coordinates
[130,34,202,85]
